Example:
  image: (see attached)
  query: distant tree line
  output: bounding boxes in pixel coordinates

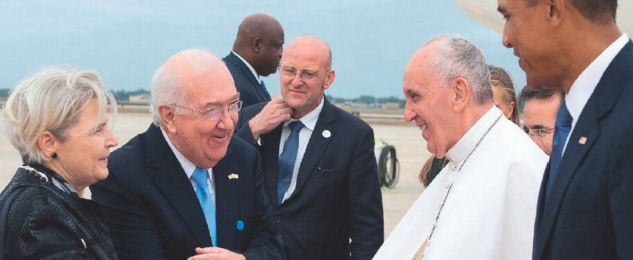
[1,88,404,107]
[0,88,152,100]
[326,94,405,107]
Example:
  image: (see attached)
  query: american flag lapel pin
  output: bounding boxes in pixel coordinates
[578,136,588,145]
[228,173,239,180]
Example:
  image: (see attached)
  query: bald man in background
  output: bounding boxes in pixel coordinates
[93,49,283,260]
[236,36,384,260]
[224,13,284,108]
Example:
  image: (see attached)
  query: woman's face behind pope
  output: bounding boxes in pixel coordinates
[49,99,118,191]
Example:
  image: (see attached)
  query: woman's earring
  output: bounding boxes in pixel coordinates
[51,152,58,159]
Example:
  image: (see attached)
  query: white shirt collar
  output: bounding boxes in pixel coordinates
[160,128,209,178]
[566,33,629,129]
[283,97,324,131]
[232,51,260,82]
[445,106,503,167]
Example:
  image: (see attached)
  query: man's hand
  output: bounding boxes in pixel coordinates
[187,247,246,260]
[249,97,292,140]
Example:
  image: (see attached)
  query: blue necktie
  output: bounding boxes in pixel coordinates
[260,81,272,100]
[546,101,572,198]
[277,121,304,204]
[191,167,217,246]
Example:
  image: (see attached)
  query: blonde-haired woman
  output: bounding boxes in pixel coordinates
[0,66,119,259]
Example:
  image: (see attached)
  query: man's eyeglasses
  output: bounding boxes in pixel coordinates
[170,100,243,120]
[524,126,554,138]
[279,66,323,80]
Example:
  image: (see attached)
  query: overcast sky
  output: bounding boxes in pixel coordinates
[0,0,524,98]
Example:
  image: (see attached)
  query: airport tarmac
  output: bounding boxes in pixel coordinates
[0,112,430,237]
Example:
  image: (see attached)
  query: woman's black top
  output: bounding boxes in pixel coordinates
[0,164,118,259]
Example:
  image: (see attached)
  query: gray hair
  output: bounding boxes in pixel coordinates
[150,65,181,126]
[4,66,117,164]
[424,35,493,104]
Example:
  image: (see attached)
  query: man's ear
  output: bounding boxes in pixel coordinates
[452,77,471,113]
[322,70,336,90]
[158,104,178,134]
[548,0,566,26]
[252,37,263,53]
[37,130,58,159]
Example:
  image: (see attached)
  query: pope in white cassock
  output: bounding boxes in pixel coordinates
[374,35,547,260]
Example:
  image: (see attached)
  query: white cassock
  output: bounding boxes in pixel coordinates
[374,106,547,260]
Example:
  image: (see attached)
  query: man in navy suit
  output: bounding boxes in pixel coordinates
[92,49,283,260]
[236,36,384,260]
[223,13,284,108]
[498,0,633,259]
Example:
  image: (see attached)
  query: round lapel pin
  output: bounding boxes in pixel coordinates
[322,130,331,138]
[236,220,245,231]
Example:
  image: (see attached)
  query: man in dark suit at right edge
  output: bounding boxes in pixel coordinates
[498,0,633,259]
[224,13,284,108]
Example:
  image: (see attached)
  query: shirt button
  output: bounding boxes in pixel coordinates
[275,217,281,223]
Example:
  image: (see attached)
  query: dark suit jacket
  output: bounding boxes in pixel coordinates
[92,124,283,260]
[533,41,633,260]
[223,52,271,108]
[236,99,384,260]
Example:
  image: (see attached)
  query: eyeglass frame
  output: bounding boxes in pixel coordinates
[169,99,243,121]
[279,66,328,81]
[524,126,554,138]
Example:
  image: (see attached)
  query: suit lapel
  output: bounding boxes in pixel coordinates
[145,125,211,247]
[534,109,600,258]
[261,126,283,204]
[534,162,551,230]
[226,52,268,101]
[212,147,240,248]
[285,101,336,203]
[534,41,633,259]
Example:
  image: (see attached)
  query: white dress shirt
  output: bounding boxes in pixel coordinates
[563,33,629,153]
[161,128,216,203]
[278,97,324,203]
[374,106,547,260]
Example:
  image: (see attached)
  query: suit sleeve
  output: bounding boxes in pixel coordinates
[346,127,384,259]
[235,121,258,146]
[610,131,633,258]
[91,163,167,259]
[242,151,285,260]
[235,107,259,146]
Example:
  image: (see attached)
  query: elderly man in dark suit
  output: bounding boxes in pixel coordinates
[92,49,283,260]
[223,13,284,108]
[498,0,633,259]
[236,36,384,260]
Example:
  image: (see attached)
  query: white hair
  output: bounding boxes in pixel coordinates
[150,49,221,125]
[424,34,493,104]
[150,65,181,125]
[4,66,117,164]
